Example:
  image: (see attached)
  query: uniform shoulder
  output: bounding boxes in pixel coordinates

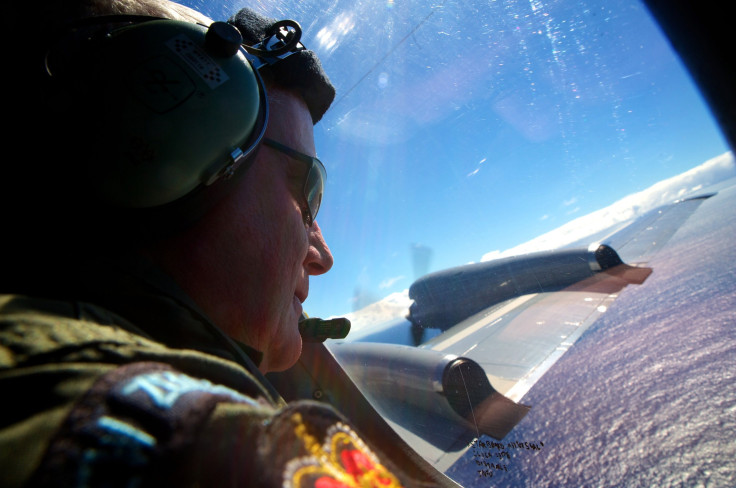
[0,294,163,368]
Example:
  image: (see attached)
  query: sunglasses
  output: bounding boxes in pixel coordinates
[262,138,326,225]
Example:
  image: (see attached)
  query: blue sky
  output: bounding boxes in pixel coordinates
[181,0,730,318]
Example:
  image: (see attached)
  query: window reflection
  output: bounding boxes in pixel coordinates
[184,0,734,485]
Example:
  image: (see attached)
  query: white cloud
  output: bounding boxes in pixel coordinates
[340,289,412,332]
[482,250,502,261]
[481,152,736,262]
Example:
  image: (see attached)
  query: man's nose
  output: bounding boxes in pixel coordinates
[305,221,334,275]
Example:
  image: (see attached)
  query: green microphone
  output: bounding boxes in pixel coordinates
[299,314,351,342]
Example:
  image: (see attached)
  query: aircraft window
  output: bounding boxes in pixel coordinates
[184,0,735,485]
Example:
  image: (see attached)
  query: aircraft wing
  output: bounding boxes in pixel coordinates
[420,192,712,403]
[267,188,719,475]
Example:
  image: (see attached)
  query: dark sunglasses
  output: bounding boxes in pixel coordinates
[262,138,326,225]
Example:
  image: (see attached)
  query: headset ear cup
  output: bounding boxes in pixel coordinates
[42,17,267,219]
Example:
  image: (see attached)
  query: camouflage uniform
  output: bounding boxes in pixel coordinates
[0,255,418,487]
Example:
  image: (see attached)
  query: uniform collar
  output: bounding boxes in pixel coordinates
[77,252,283,403]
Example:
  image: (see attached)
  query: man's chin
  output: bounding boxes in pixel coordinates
[260,333,302,373]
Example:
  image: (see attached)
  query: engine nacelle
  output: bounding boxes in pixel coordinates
[409,244,623,330]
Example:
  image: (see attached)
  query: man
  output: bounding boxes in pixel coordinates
[142,52,335,375]
[0,1,449,486]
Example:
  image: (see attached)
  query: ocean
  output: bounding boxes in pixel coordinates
[446,185,736,487]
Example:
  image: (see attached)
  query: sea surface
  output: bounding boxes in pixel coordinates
[446,185,736,487]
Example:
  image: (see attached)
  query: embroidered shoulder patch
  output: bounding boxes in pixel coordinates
[283,412,403,488]
[30,362,268,487]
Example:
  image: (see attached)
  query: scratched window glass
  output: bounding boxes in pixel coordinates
[183,0,735,485]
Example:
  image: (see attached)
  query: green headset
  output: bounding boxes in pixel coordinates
[44,15,303,218]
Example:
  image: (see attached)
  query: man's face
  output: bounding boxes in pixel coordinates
[157,88,333,373]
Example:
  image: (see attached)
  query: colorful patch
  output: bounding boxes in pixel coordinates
[119,369,262,409]
[283,412,403,488]
[31,362,267,487]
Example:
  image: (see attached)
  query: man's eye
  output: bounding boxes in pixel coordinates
[302,206,313,227]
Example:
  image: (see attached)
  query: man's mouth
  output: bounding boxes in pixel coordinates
[295,281,308,304]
